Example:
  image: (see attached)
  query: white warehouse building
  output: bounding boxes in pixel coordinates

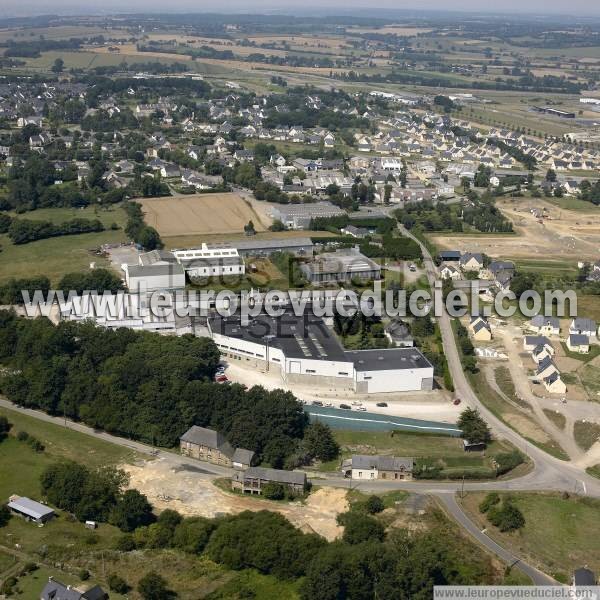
[208,311,434,394]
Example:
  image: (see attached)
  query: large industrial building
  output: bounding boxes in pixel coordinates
[300,248,381,285]
[270,202,346,229]
[208,311,434,394]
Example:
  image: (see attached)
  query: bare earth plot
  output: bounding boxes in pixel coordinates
[430,198,600,264]
[123,458,347,541]
[139,193,271,238]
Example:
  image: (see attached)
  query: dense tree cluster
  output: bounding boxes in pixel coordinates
[7,217,104,244]
[57,268,125,294]
[0,313,329,466]
[40,461,154,527]
[479,493,525,532]
[124,202,163,250]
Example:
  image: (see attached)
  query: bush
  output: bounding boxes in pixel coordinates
[365,495,385,515]
[494,451,525,476]
[0,416,11,442]
[108,573,130,594]
[487,498,525,532]
[114,533,136,551]
[137,571,175,600]
[0,504,12,527]
[479,492,500,514]
[262,482,286,501]
[338,511,385,545]
[79,569,90,581]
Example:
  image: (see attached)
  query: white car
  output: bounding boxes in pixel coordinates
[351,401,362,406]
[324,402,333,407]
[356,406,367,411]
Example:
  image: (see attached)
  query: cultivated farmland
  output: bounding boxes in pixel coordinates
[139,193,271,238]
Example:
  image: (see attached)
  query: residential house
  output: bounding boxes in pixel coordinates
[536,355,559,380]
[384,319,414,347]
[231,467,306,495]
[459,252,484,272]
[543,371,567,394]
[180,425,254,469]
[567,334,590,354]
[531,342,555,364]
[438,250,461,262]
[440,264,461,280]
[528,315,560,337]
[523,335,551,352]
[572,568,596,587]
[41,578,107,600]
[470,316,492,341]
[570,318,597,338]
[341,455,414,480]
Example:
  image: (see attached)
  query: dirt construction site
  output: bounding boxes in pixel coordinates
[122,457,348,541]
[139,193,271,238]
[430,198,600,263]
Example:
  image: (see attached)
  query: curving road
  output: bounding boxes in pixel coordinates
[3,235,600,587]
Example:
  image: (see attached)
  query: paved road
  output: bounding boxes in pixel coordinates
[437,494,556,586]
[398,225,600,497]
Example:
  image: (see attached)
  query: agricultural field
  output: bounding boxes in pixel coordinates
[0,205,128,284]
[139,193,271,238]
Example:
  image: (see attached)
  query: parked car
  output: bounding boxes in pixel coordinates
[215,375,228,383]
[339,404,351,410]
[312,400,323,406]
[376,402,388,407]
[324,402,333,407]
[356,407,367,411]
[453,398,461,406]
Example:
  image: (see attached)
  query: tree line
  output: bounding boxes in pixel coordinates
[0,313,337,468]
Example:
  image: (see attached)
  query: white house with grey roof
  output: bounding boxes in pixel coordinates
[528,315,560,336]
[569,318,597,338]
[341,455,414,480]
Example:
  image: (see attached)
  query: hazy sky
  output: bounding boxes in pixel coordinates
[3,0,600,18]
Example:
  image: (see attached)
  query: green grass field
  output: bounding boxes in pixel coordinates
[0,406,298,599]
[0,205,127,284]
[461,492,600,579]
[318,429,521,478]
[573,421,600,451]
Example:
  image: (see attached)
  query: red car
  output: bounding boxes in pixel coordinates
[453,398,461,406]
[215,375,228,383]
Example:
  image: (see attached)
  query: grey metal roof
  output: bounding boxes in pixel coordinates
[41,579,106,600]
[242,467,306,486]
[8,496,54,520]
[350,454,414,471]
[126,263,185,278]
[530,315,559,328]
[232,448,255,465]
[572,317,596,332]
[573,568,596,586]
[525,335,550,347]
[348,348,432,371]
[569,334,589,346]
[139,250,178,266]
[180,426,234,458]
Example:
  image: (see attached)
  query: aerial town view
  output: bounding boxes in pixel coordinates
[1,0,600,598]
